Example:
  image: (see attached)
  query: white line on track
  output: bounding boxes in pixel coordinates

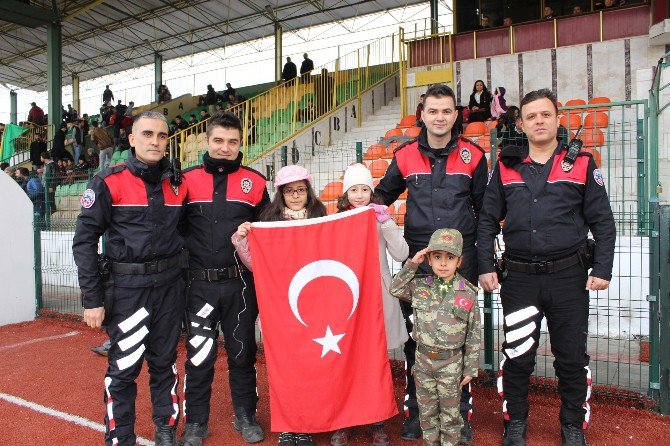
[0,392,155,445]
[0,330,80,352]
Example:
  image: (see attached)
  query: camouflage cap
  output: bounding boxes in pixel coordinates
[427,228,463,256]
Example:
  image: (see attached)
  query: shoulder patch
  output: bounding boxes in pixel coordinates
[81,188,96,208]
[457,275,479,293]
[392,139,416,155]
[96,163,127,180]
[593,168,604,186]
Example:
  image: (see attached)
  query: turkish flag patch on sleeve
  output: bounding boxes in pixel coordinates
[454,293,474,311]
[248,207,398,433]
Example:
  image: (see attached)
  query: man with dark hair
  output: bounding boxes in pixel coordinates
[103,85,114,104]
[174,115,188,131]
[51,123,72,162]
[300,53,314,83]
[282,56,298,83]
[21,167,45,217]
[543,6,554,19]
[30,133,47,167]
[376,83,488,444]
[28,102,45,124]
[73,110,188,446]
[40,151,57,215]
[72,119,84,164]
[179,111,269,446]
[477,88,616,446]
[224,83,236,100]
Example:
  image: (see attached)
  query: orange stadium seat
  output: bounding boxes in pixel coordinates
[556,101,563,108]
[385,128,404,138]
[320,181,343,201]
[364,144,385,160]
[581,128,605,147]
[399,189,408,199]
[463,122,486,137]
[584,112,608,129]
[588,96,611,111]
[560,113,582,130]
[325,202,339,215]
[369,159,389,178]
[395,202,406,225]
[397,115,417,129]
[387,204,396,216]
[583,148,602,167]
[484,120,498,135]
[565,98,586,107]
[476,136,491,152]
[404,126,421,138]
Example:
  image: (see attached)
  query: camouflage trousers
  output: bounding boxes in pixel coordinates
[415,349,464,446]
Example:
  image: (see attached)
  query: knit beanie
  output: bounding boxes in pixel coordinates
[343,163,374,192]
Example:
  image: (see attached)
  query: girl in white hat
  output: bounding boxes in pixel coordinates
[330,163,409,446]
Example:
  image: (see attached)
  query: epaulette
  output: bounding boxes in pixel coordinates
[392,138,416,155]
[457,275,479,293]
[240,164,268,181]
[499,144,528,168]
[97,162,127,179]
[182,164,203,174]
[459,135,485,153]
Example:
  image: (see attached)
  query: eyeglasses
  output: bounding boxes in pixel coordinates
[283,186,308,196]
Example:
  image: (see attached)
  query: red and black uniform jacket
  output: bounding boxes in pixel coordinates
[73,151,188,309]
[182,152,269,270]
[375,127,488,249]
[477,144,616,281]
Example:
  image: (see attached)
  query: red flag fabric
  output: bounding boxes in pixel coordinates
[248,207,398,433]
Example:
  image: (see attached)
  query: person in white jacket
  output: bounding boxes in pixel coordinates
[330,163,410,446]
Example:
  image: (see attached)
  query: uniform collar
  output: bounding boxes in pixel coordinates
[203,152,242,175]
[126,149,171,183]
[417,126,460,157]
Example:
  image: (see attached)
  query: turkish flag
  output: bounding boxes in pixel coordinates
[248,207,398,433]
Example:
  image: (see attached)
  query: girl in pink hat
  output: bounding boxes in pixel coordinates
[232,164,326,446]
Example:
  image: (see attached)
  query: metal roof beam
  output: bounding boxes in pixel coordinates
[0,0,59,28]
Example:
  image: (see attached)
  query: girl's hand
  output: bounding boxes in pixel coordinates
[460,376,473,386]
[236,222,252,239]
[368,203,391,223]
[409,247,430,265]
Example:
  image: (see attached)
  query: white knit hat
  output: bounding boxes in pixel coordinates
[343,163,374,193]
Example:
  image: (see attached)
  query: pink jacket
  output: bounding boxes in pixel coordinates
[232,235,253,270]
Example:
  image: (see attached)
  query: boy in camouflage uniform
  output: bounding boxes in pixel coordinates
[390,228,481,446]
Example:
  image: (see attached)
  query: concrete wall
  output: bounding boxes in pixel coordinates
[0,173,35,326]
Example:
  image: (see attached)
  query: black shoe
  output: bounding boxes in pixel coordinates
[154,424,178,446]
[294,433,314,446]
[459,419,473,445]
[561,424,587,446]
[277,432,296,446]
[180,422,210,446]
[400,415,422,441]
[502,419,527,446]
[233,408,265,443]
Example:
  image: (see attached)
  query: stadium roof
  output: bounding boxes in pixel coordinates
[0,0,426,92]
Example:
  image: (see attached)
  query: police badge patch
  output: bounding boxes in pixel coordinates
[561,160,573,172]
[241,178,253,194]
[81,189,96,208]
[593,168,604,186]
[170,183,179,195]
[460,147,472,164]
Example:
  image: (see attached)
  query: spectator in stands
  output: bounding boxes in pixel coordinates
[67,104,78,122]
[28,102,45,125]
[40,151,57,215]
[282,57,298,84]
[51,123,72,162]
[87,147,99,169]
[114,100,127,138]
[14,167,27,190]
[300,53,314,83]
[199,84,218,106]
[503,17,513,26]
[103,85,114,104]
[30,133,47,167]
[125,101,135,118]
[224,82,236,99]
[101,104,115,126]
[199,109,211,121]
[188,114,198,126]
[117,127,130,152]
[5,166,16,181]
[82,113,90,139]
[495,106,525,147]
[215,103,224,114]
[543,6,554,19]
[72,119,84,164]
[174,115,188,131]
[476,15,492,29]
[572,5,584,14]
[468,80,492,122]
[491,87,508,119]
[596,0,625,9]
[19,167,45,217]
[67,154,90,182]
[158,84,172,103]
[90,121,113,169]
[0,162,8,172]
[415,94,426,125]
[227,93,238,107]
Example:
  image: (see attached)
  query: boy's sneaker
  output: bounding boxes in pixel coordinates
[277,432,296,446]
[294,433,314,446]
[331,428,349,446]
[371,424,390,446]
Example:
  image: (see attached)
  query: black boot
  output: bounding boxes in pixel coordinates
[233,407,265,443]
[459,415,473,445]
[400,414,422,441]
[502,419,527,446]
[180,422,210,446]
[154,423,178,446]
[561,424,587,446]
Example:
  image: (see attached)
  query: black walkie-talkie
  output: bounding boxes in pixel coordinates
[564,125,584,164]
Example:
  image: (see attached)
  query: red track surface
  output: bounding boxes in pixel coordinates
[0,317,668,445]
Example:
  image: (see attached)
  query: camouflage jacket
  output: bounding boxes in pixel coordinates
[390,263,481,377]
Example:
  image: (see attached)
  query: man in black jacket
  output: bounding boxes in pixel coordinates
[73,111,188,446]
[50,123,72,162]
[300,53,314,83]
[282,57,297,84]
[477,89,616,446]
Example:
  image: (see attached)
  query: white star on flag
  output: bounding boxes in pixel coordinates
[312,325,346,358]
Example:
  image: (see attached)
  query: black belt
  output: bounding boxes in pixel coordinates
[112,253,183,275]
[190,265,246,282]
[504,252,581,275]
[417,344,460,360]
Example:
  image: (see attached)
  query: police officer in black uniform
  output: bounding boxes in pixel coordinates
[376,84,488,444]
[73,111,188,446]
[179,112,270,446]
[477,89,616,446]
